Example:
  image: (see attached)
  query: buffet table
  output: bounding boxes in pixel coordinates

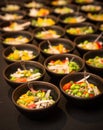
[1,38,103,130]
[1,0,103,130]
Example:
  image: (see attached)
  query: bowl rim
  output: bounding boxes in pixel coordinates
[0,19,31,32]
[30,15,59,27]
[3,61,46,84]
[53,4,78,15]
[80,3,102,13]
[83,49,103,70]
[12,81,61,111]
[60,71,103,100]
[33,25,65,40]
[27,6,52,17]
[1,31,33,46]
[59,12,87,24]
[0,10,26,21]
[23,0,45,8]
[87,12,103,22]
[65,22,97,36]
[44,53,85,76]
[74,34,103,51]
[2,44,40,62]
[73,0,94,5]
[50,0,73,6]
[97,22,103,31]
[39,38,75,55]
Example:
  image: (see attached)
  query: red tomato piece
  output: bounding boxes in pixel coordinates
[83,91,87,95]
[62,60,67,63]
[100,59,103,63]
[50,60,55,64]
[63,82,71,91]
[27,103,36,109]
[89,94,94,97]
[96,42,102,49]
[45,33,53,39]
[15,78,27,82]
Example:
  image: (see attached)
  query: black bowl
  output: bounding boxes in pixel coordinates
[12,81,60,119]
[87,11,103,23]
[30,15,58,28]
[53,4,78,15]
[24,1,44,9]
[73,0,94,5]
[3,61,46,88]
[83,49,103,76]
[60,72,103,107]
[74,34,103,56]
[0,11,26,21]
[33,26,65,41]
[97,22,103,32]
[44,54,85,78]
[2,44,40,63]
[1,31,33,47]
[59,12,86,25]
[0,1,24,12]
[65,22,97,40]
[27,6,51,18]
[80,3,102,13]
[0,20,31,33]
[39,38,75,57]
[50,0,72,7]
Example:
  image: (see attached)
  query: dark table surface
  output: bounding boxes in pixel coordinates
[1,41,103,130]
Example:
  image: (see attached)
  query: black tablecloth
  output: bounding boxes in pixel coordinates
[1,40,103,130]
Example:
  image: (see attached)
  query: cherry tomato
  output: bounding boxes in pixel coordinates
[100,59,103,63]
[27,103,36,109]
[89,94,94,97]
[50,60,55,64]
[63,82,71,91]
[15,78,27,82]
[96,42,102,49]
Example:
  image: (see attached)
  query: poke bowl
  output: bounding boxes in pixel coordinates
[73,0,94,5]
[74,34,103,56]
[97,22,103,32]
[1,31,33,47]
[53,4,78,15]
[83,49,103,76]
[60,71,103,107]
[65,22,97,40]
[44,54,85,78]
[31,15,58,28]
[50,0,72,7]
[39,38,75,57]
[24,1,44,9]
[59,12,86,25]
[0,20,31,33]
[27,6,51,18]
[0,1,23,12]
[2,44,40,63]
[3,61,46,88]
[33,26,65,41]
[80,3,102,13]
[87,12,103,23]
[12,81,60,119]
[0,11,26,21]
